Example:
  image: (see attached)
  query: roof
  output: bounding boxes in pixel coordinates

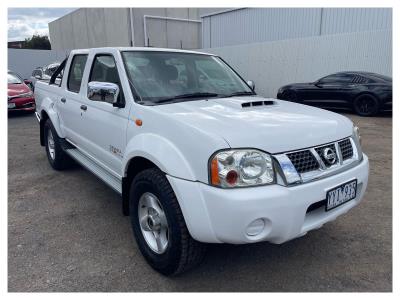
[335,71,376,75]
[330,71,392,82]
[70,47,214,56]
[333,71,390,77]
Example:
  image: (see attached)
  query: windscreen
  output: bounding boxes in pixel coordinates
[8,73,22,84]
[121,51,252,104]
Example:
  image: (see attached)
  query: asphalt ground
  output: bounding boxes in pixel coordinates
[8,110,392,292]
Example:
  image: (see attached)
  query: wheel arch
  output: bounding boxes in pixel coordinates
[281,88,299,102]
[353,91,380,102]
[121,134,196,216]
[39,110,49,146]
[38,99,63,146]
[122,156,161,215]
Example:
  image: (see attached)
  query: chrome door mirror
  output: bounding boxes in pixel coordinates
[87,81,120,106]
[247,80,255,91]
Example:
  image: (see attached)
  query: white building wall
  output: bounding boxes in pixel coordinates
[49,8,203,50]
[202,8,392,48]
[322,8,392,34]
[8,49,69,79]
[204,30,392,98]
[49,8,131,50]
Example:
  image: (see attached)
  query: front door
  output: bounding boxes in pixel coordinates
[77,53,131,177]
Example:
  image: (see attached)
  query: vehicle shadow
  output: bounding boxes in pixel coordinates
[166,229,343,291]
[8,110,36,118]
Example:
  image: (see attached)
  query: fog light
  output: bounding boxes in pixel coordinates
[246,218,265,236]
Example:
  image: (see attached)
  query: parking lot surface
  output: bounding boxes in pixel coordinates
[8,111,392,292]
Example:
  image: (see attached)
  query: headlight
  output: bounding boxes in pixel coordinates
[352,125,363,160]
[353,125,361,145]
[18,91,33,98]
[209,149,275,188]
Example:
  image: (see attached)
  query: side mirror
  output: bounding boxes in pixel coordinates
[247,80,255,91]
[34,74,42,79]
[87,81,121,107]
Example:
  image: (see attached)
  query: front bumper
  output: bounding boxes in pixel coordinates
[8,97,36,111]
[167,154,369,244]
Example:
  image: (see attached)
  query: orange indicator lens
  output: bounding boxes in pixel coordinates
[211,158,220,186]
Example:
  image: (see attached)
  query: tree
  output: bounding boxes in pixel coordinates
[24,35,51,50]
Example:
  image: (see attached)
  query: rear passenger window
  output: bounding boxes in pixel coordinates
[67,55,88,93]
[352,75,369,84]
[89,54,124,102]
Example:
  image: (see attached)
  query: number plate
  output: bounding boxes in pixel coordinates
[326,179,357,211]
[8,103,16,109]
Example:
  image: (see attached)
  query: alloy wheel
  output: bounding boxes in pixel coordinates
[355,95,379,116]
[138,192,169,254]
[47,130,55,160]
[358,98,374,114]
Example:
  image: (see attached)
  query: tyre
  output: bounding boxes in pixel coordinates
[282,90,299,102]
[44,119,73,170]
[129,168,206,276]
[353,94,380,117]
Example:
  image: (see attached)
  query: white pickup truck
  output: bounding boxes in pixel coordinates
[35,47,369,275]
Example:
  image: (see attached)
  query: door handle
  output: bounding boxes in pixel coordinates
[80,105,87,111]
[60,98,66,103]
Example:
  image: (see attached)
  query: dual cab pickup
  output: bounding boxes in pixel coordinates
[34,47,369,275]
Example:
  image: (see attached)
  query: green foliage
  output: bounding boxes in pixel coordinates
[24,35,51,50]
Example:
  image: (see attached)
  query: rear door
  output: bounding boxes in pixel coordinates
[77,52,131,176]
[57,54,88,146]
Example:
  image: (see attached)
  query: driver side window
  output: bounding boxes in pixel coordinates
[89,54,124,102]
[319,74,354,84]
[318,75,338,84]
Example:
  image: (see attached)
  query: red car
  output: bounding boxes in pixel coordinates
[8,71,35,112]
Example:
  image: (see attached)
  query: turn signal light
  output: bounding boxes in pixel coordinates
[135,119,143,126]
[210,158,220,185]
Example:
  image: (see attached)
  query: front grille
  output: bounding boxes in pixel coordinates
[286,150,319,173]
[285,138,355,174]
[315,143,337,166]
[339,139,353,160]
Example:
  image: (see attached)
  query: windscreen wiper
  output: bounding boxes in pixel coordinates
[154,92,221,104]
[223,91,256,98]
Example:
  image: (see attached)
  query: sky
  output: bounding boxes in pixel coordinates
[8,8,77,42]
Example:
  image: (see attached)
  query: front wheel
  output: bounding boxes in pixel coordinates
[353,94,380,116]
[129,168,206,276]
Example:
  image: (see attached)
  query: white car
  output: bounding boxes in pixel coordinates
[34,47,369,275]
[30,62,61,88]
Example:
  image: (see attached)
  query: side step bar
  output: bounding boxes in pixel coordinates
[65,148,122,194]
